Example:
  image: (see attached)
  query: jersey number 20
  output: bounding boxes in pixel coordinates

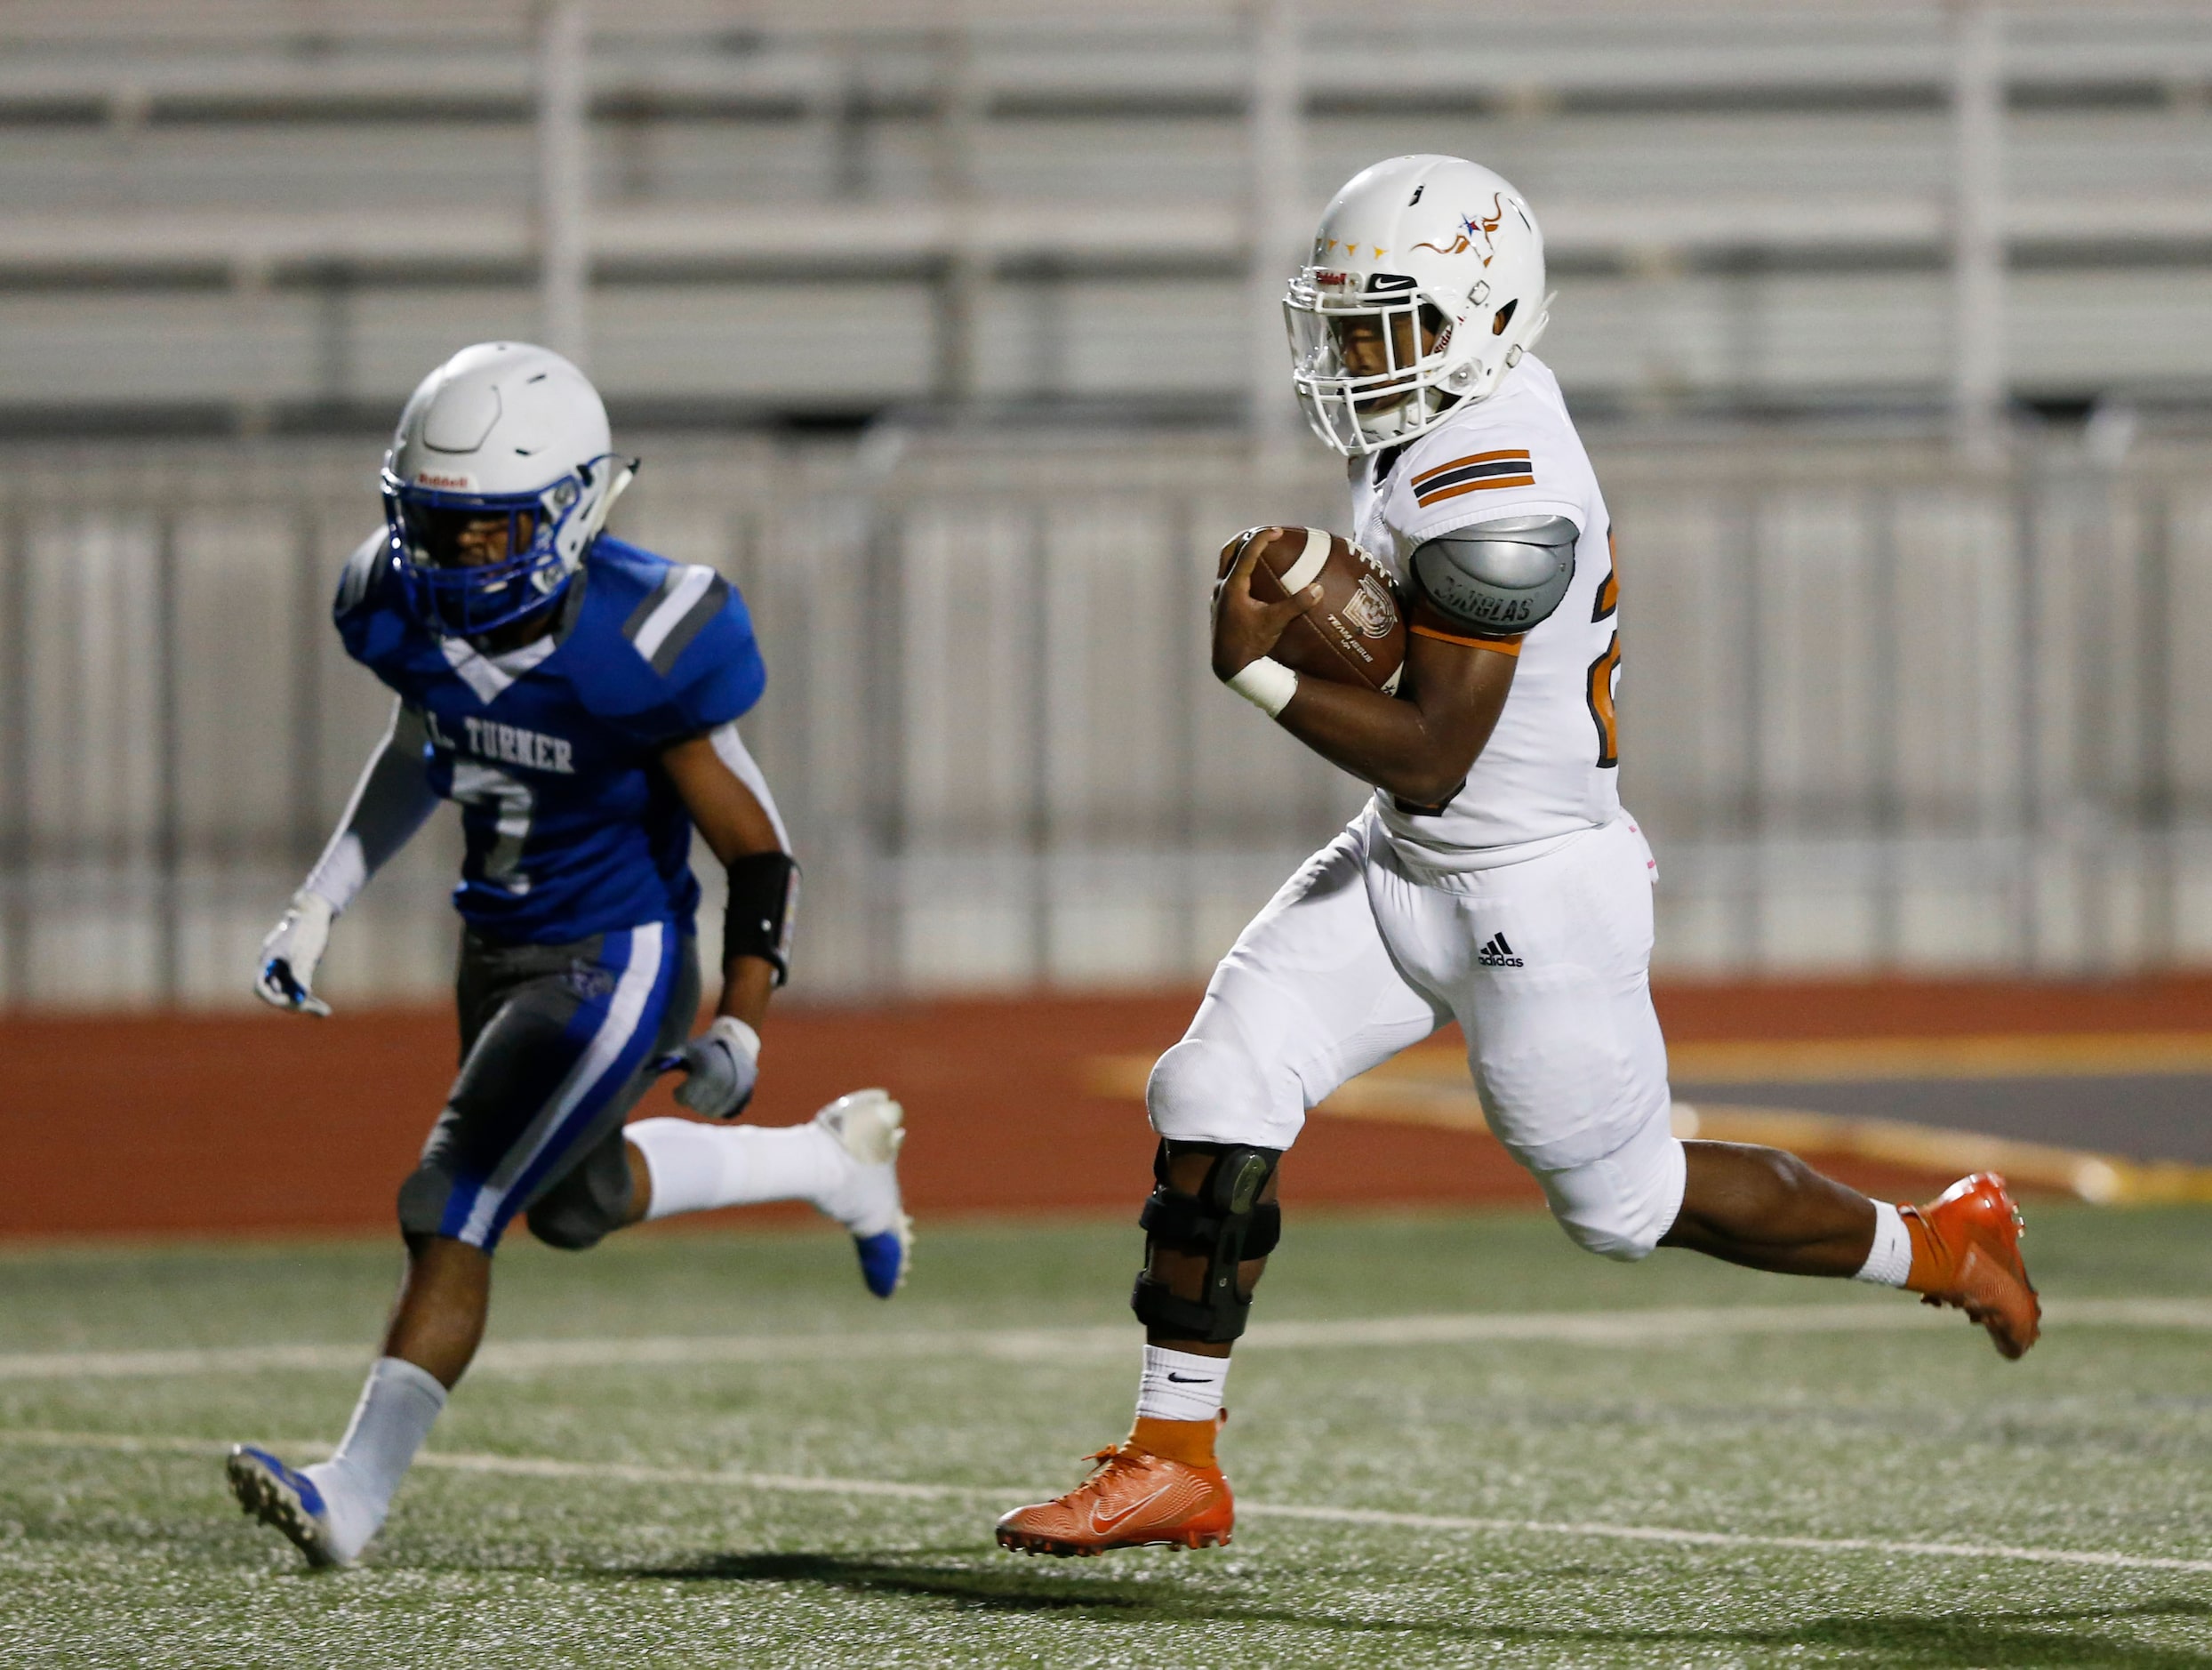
[1585,534,1620,768]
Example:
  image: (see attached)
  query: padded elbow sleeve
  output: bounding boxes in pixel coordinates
[723,851,799,984]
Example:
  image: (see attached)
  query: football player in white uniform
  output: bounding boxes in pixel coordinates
[997,156,2041,1560]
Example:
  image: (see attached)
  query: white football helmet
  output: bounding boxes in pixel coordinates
[381,341,635,638]
[1285,155,1552,456]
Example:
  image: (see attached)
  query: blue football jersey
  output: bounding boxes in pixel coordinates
[334,534,765,943]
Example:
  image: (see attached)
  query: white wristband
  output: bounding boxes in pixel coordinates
[1225,656,1298,718]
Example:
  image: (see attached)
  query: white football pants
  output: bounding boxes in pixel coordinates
[1147,808,1685,1260]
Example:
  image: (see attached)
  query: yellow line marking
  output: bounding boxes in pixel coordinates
[1667,1104,2212,1205]
[1084,1056,2212,1205]
[1086,1032,2212,1097]
[1663,1032,2212,1083]
[1085,1057,1155,1100]
[1298,1034,2212,1085]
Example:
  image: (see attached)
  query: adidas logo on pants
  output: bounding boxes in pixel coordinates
[1145,810,1679,1261]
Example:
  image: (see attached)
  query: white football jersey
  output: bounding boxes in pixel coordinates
[1347,354,1622,869]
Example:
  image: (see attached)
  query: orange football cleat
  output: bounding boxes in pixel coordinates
[996,1441,1234,1557]
[1903,1172,2041,1359]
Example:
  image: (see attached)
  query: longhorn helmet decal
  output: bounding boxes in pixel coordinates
[1411,193,1511,266]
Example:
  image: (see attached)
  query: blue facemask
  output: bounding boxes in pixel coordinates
[381,460,606,638]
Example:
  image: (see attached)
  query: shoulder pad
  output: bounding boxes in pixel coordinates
[333,530,390,622]
[1409,514,1578,639]
[331,529,427,679]
[621,561,733,676]
[579,544,766,738]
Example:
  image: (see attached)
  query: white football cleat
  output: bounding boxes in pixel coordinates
[812,1088,912,1298]
[226,1445,351,1569]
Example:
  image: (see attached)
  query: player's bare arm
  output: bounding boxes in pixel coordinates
[625,730,798,1136]
[660,732,784,1030]
[1213,532,1516,807]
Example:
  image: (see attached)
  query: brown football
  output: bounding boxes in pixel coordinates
[1224,526,1406,694]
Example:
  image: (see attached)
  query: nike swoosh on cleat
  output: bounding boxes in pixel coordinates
[1164,1372,1210,1383]
[1089,1483,1181,1535]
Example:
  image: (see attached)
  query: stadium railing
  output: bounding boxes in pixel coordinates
[3,413,2207,1008]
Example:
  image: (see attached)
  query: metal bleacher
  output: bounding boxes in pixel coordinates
[8,1,2212,430]
[8,1,2212,1008]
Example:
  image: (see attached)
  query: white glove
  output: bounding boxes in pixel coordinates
[254,891,335,1017]
[674,1016,761,1120]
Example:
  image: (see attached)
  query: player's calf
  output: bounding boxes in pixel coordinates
[626,1089,912,1297]
[1658,1138,2040,1359]
[1658,1140,1875,1275]
[1129,1140,1283,1346]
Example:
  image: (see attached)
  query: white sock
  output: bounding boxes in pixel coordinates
[1854,1200,1913,1287]
[629,1116,845,1221]
[304,1356,446,1560]
[1134,1345,1229,1425]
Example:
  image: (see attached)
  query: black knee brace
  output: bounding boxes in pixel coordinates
[1129,1141,1283,1344]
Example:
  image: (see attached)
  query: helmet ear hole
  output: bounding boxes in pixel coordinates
[1491,297,1519,337]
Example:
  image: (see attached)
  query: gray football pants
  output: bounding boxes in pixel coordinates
[396,921,700,1252]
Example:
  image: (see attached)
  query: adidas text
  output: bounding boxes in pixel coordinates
[1477,933,1523,968]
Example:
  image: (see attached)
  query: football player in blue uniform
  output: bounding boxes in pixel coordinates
[224,341,911,1569]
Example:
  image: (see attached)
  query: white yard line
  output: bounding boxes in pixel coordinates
[5,1426,2210,1577]
[1234,1502,2212,1576]
[0,1430,1003,1501]
[4,1296,2208,1383]
[0,1344,372,1381]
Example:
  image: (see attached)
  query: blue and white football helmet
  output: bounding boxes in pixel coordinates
[381,341,635,638]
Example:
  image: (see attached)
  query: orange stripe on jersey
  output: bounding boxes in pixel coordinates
[1409,622,1523,655]
[1410,448,1530,487]
[1417,473,1537,505]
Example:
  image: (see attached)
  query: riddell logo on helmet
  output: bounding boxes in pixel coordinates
[1412,194,1509,265]
[414,470,477,490]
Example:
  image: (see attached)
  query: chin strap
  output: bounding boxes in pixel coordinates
[1523,290,1556,356]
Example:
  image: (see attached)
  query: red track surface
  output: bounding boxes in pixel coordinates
[9,975,2205,1240]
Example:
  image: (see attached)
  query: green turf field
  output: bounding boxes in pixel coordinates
[4,1203,2210,1668]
